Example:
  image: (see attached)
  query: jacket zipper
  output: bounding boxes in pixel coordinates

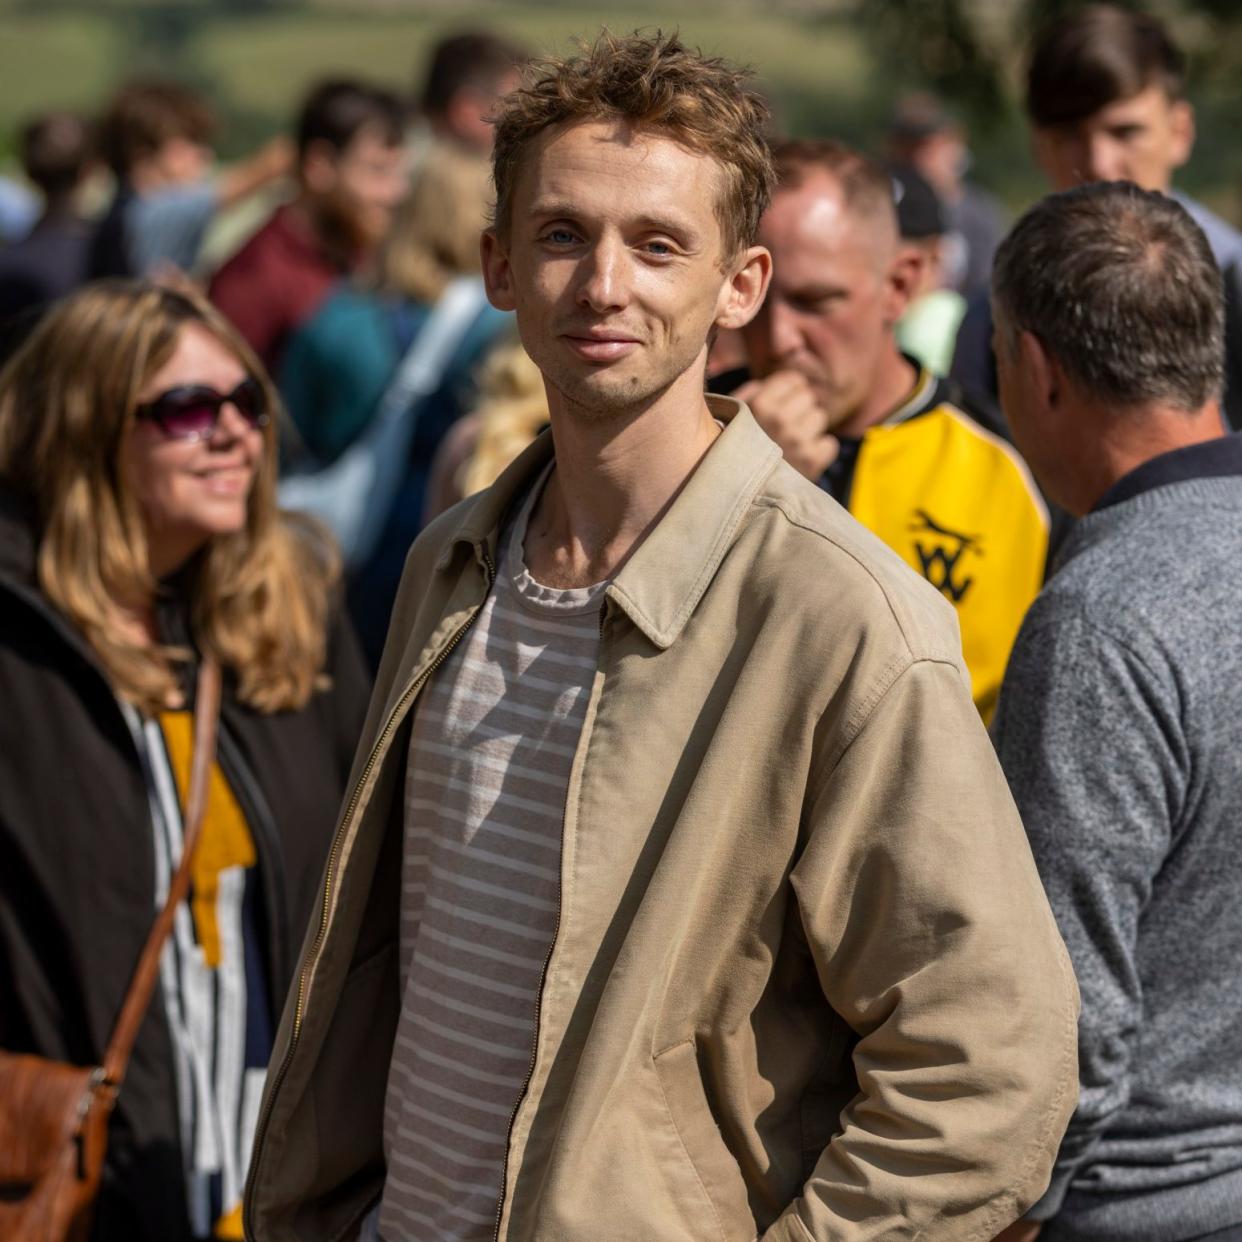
[246,547,495,1234]
[491,598,609,1241]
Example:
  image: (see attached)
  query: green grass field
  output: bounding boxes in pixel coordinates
[0,5,875,149]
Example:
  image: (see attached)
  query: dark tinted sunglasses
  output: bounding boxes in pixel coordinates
[134,378,270,441]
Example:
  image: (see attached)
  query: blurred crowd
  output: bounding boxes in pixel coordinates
[0,30,530,666]
[4,14,1236,664]
[1,7,1241,1242]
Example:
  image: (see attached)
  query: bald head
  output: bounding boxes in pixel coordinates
[771,138,900,265]
[743,138,919,435]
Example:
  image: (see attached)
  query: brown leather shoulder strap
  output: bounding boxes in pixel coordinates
[102,658,223,1088]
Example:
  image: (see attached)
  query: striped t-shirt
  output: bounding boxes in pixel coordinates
[377,469,604,1242]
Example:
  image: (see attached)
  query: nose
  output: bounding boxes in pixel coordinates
[1083,133,1123,183]
[210,397,253,444]
[575,235,628,315]
[766,298,806,365]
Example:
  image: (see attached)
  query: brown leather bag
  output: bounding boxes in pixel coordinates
[0,659,222,1242]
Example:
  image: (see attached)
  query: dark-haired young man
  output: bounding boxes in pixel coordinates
[245,32,1076,1242]
[991,181,1242,1242]
[952,3,1242,428]
[210,80,408,372]
[417,29,527,154]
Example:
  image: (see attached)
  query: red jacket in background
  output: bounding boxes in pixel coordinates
[209,204,344,376]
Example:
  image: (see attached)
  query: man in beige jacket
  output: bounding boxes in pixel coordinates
[244,31,1078,1242]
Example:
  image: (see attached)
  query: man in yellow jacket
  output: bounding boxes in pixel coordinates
[729,139,1048,722]
[245,32,1077,1242]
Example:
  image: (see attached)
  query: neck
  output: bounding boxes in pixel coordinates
[837,344,919,439]
[147,533,203,585]
[290,192,358,269]
[37,197,78,225]
[1074,400,1225,515]
[524,361,721,588]
[127,162,170,195]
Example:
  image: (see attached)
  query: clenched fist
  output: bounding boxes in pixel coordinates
[732,370,839,482]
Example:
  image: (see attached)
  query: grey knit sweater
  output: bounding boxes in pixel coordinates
[993,447,1242,1242]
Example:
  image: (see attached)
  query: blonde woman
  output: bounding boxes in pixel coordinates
[423,334,550,521]
[0,280,369,1242]
[278,143,509,661]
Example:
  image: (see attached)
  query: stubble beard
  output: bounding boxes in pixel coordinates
[533,336,707,425]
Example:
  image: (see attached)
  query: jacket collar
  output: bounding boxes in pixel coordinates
[444,395,781,649]
[1092,431,1242,513]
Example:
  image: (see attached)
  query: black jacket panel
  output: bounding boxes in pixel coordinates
[0,486,370,1241]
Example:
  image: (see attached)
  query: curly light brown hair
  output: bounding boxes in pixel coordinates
[490,30,775,262]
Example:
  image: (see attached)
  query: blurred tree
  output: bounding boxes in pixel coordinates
[854,0,1009,133]
[858,0,1242,122]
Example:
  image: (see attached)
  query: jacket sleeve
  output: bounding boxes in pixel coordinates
[991,613,1183,1222]
[762,656,1079,1242]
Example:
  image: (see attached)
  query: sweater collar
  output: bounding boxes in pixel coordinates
[1092,433,1242,513]
[444,396,782,649]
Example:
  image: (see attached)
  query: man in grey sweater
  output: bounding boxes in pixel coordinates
[990,180,1242,1242]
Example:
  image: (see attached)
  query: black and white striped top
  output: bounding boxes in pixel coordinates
[377,469,603,1242]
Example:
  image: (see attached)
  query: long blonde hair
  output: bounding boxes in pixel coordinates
[374,144,491,303]
[459,337,548,498]
[0,279,339,714]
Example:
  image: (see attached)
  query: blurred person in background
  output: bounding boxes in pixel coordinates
[885,91,1007,302]
[991,182,1242,1242]
[88,79,291,281]
[415,29,528,157]
[723,138,1046,721]
[890,161,966,377]
[422,333,547,520]
[279,142,508,663]
[0,110,95,363]
[0,173,37,244]
[0,280,369,1241]
[952,3,1242,429]
[210,79,407,375]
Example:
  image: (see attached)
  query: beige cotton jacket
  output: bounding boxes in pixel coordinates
[244,399,1078,1242]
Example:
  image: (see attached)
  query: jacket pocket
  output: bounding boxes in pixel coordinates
[653,1038,757,1242]
[308,939,398,1191]
[799,1013,856,1182]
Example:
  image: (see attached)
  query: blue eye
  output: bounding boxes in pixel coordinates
[545,228,576,245]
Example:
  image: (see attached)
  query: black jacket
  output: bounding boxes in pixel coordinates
[0,486,370,1241]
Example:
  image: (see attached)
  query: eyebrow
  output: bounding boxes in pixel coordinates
[785,283,850,300]
[526,201,702,241]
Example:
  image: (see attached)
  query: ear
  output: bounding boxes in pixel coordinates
[1169,99,1195,171]
[300,139,338,195]
[481,229,516,312]
[1018,327,1058,411]
[881,244,923,326]
[714,244,772,331]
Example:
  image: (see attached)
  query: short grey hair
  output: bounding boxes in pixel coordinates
[992,182,1224,411]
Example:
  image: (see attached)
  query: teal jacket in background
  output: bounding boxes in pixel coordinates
[279,284,510,663]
